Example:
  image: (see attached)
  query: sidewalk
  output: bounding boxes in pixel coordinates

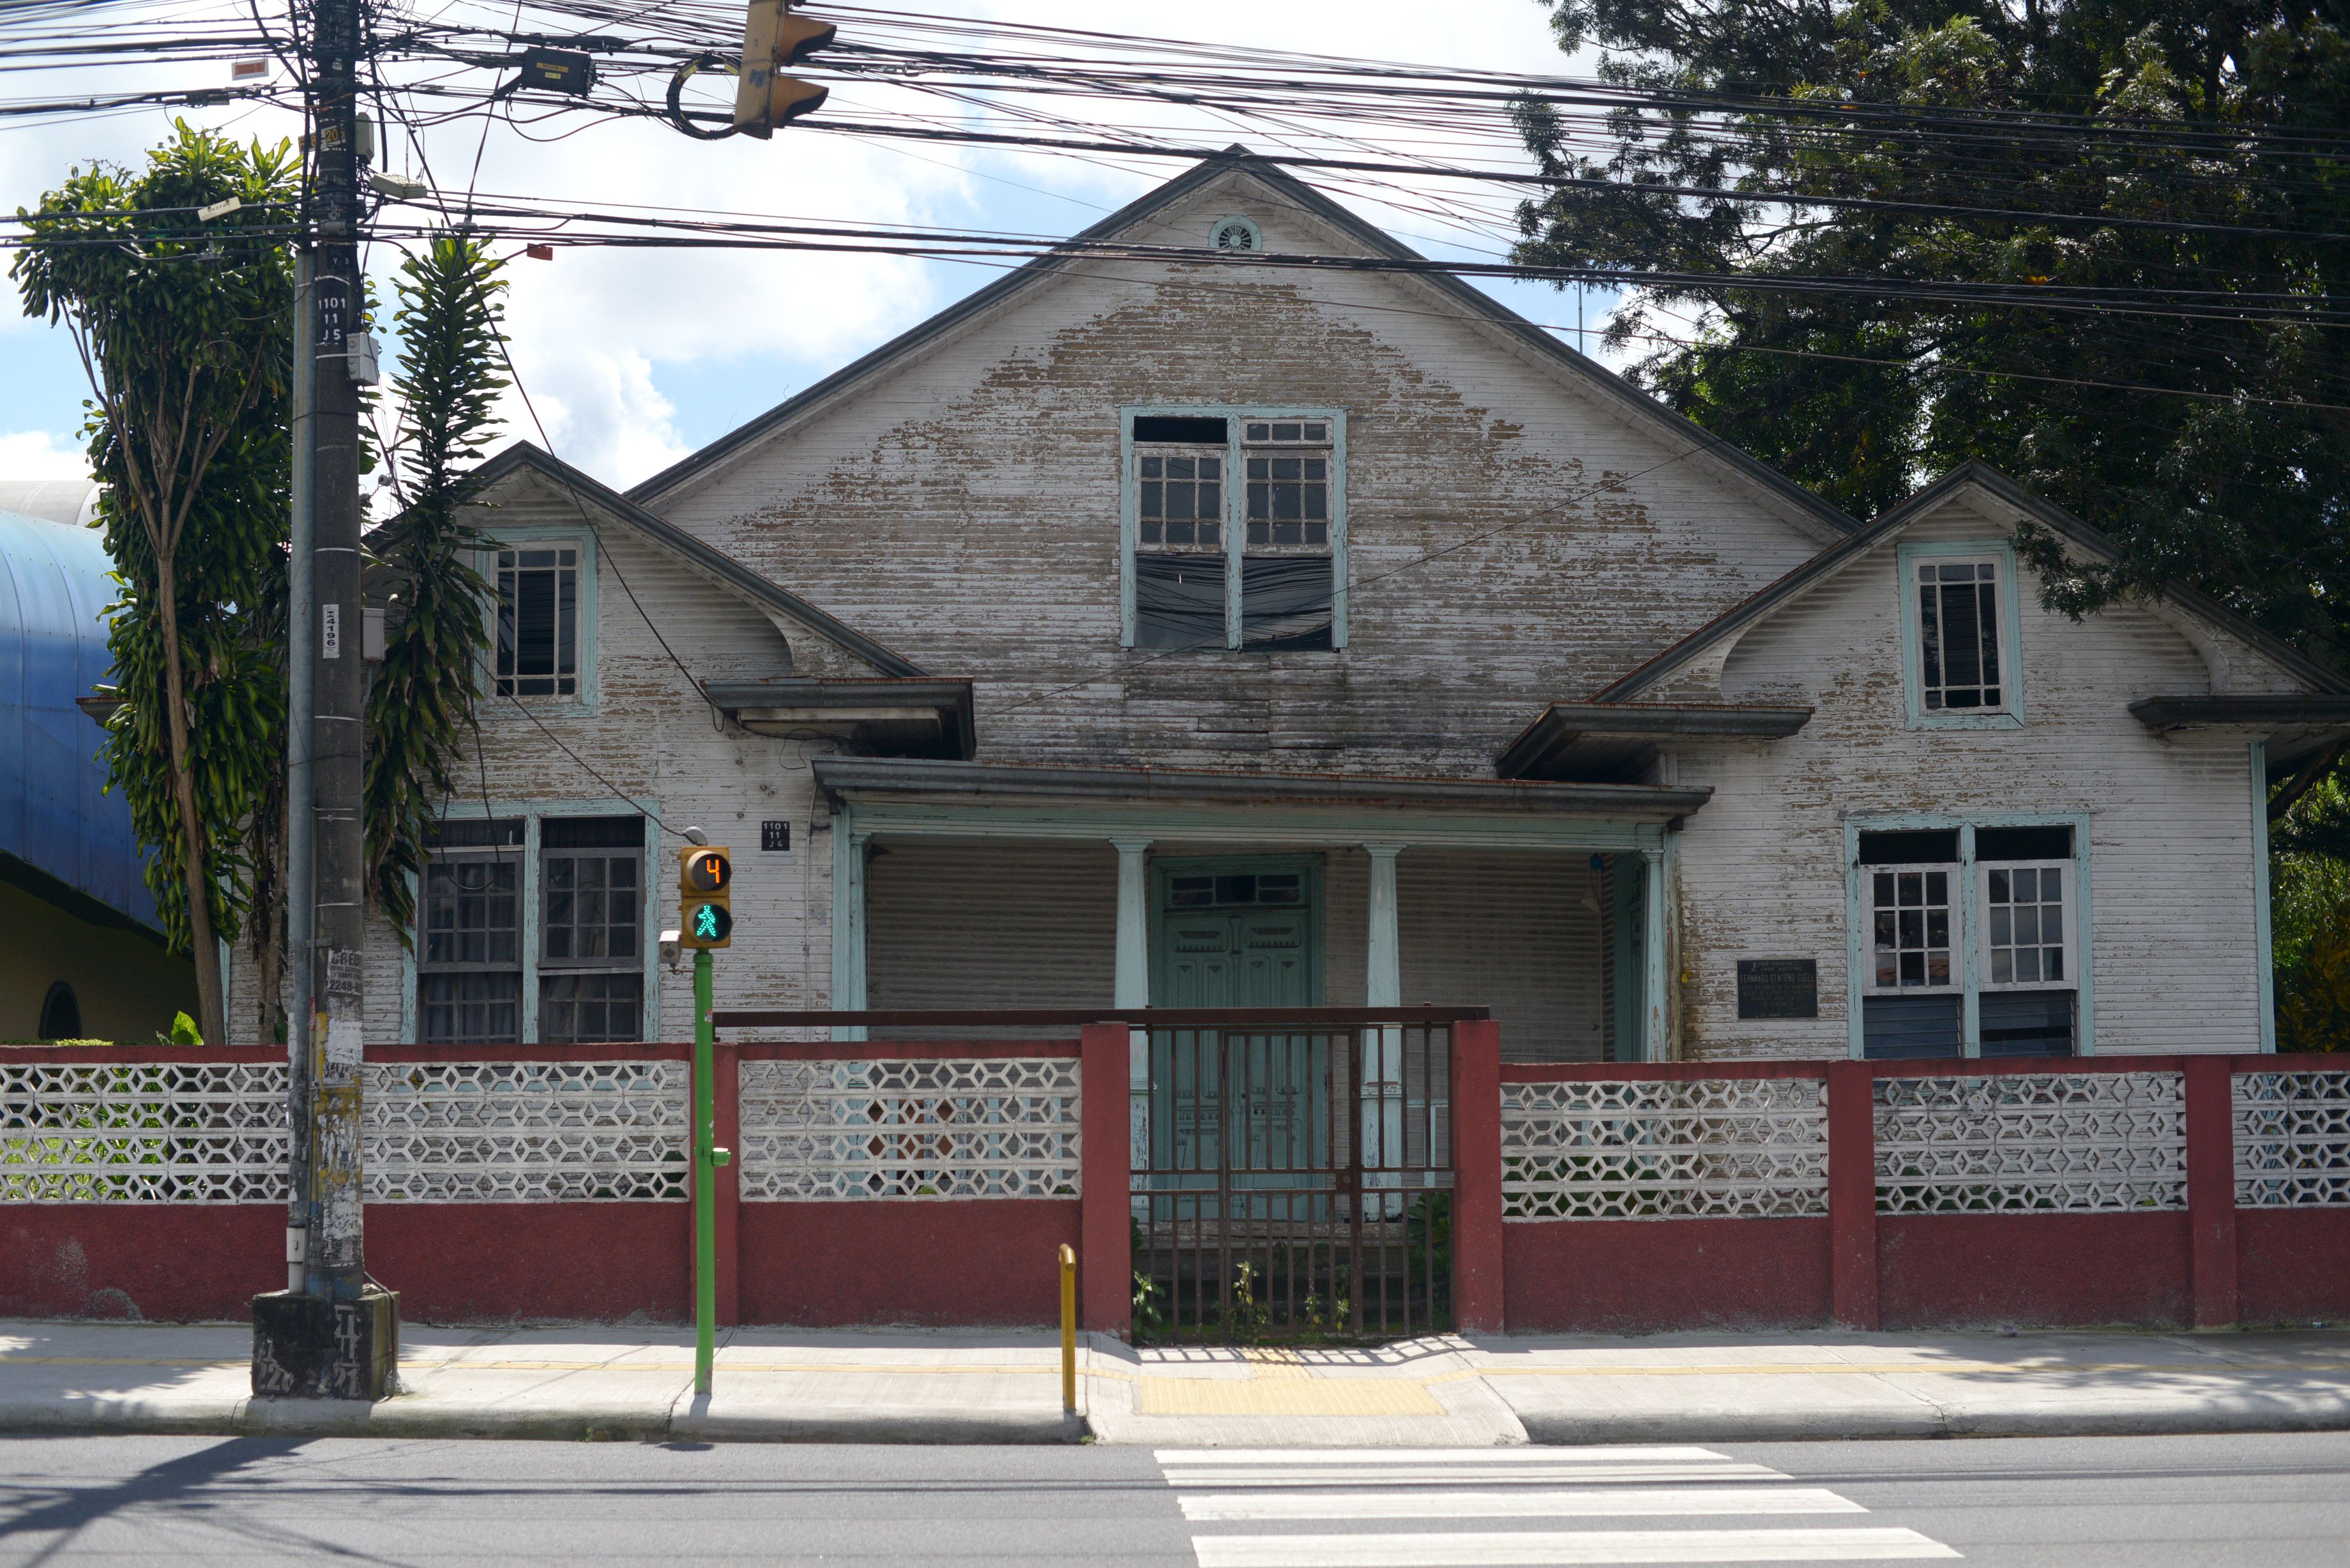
[3,1319,2347,1446]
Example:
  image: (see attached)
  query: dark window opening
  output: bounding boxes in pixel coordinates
[1169,871,1303,908]
[421,972,522,1044]
[496,547,579,698]
[1861,993,1962,1059]
[1859,829,1960,866]
[1976,825,2073,861]
[543,816,646,848]
[427,817,524,850]
[1980,989,2075,1057]
[541,972,644,1044]
[38,981,81,1040]
[1133,416,1228,444]
[1136,554,1227,650]
[1918,560,2003,711]
[1240,556,1333,651]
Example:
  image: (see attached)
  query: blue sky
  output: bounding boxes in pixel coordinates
[1,1,1623,488]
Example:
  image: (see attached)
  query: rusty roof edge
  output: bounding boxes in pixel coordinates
[619,149,1861,545]
[471,444,927,679]
[812,754,1713,817]
[1595,459,2350,704]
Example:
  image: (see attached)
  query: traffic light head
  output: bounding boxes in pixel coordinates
[681,847,731,894]
[678,845,734,948]
[734,0,835,137]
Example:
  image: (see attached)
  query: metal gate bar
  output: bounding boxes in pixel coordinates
[1132,1021,1454,1344]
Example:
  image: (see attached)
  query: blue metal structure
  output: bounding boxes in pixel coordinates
[0,506,161,930]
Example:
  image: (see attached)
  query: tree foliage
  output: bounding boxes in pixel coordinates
[1513,0,2350,663]
[12,124,298,1044]
[365,232,509,940]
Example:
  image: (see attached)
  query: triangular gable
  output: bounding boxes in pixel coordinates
[467,443,924,679]
[624,149,1859,545]
[1593,459,2349,705]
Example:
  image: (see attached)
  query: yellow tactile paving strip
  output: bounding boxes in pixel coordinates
[1137,1347,1446,1416]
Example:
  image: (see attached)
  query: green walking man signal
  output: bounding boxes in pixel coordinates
[679,845,733,949]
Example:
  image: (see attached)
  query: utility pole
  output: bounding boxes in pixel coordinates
[252,0,398,1402]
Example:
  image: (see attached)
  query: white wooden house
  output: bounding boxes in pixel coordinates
[305,151,2350,1062]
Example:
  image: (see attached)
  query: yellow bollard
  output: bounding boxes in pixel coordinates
[1059,1242,1077,1415]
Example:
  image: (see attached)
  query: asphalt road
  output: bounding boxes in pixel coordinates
[1,1431,2347,1565]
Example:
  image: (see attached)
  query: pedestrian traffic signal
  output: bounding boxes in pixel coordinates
[734,0,835,138]
[679,846,733,949]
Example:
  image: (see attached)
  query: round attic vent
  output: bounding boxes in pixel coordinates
[1211,215,1262,252]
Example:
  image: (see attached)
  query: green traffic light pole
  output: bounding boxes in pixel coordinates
[692,945,725,1397]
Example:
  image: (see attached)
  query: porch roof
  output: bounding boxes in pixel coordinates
[1497,700,1814,782]
[812,755,1711,823]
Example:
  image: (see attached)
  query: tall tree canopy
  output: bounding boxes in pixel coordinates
[1512,0,2350,664]
[13,124,298,1045]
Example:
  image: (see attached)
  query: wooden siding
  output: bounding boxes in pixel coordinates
[1675,491,2264,1057]
[654,169,1839,777]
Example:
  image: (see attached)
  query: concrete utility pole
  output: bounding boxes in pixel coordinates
[252,0,398,1401]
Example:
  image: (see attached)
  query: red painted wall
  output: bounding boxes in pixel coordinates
[2236,1208,2350,1326]
[1876,1212,2192,1329]
[1503,1217,1834,1333]
[366,1205,692,1324]
[2,1207,283,1321]
[738,1201,1082,1327]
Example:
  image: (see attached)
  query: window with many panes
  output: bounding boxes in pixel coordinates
[1854,823,2081,1059]
[419,818,526,1044]
[496,545,579,698]
[1916,559,2003,712]
[1126,410,1340,652]
[538,816,644,1043]
[415,812,646,1043]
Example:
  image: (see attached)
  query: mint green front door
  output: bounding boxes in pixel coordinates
[1148,859,1324,1212]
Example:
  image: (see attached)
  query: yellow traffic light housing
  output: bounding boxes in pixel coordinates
[679,845,734,949]
[735,0,835,138]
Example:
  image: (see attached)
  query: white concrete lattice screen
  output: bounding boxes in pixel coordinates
[1498,1078,1831,1221]
[1873,1072,2187,1214]
[0,1061,292,1203]
[2234,1071,2350,1208]
[734,1057,1083,1201]
[360,1060,689,1203]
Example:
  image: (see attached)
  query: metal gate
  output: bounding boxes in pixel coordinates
[1130,1018,1455,1343]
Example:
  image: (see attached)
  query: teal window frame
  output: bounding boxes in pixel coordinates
[1119,405,1348,652]
[401,798,661,1044]
[1897,539,2024,730]
[480,526,600,719]
[1844,811,2094,1058]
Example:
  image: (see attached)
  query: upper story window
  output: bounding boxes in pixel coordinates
[1123,408,1346,654]
[496,545,579,698]
[1899,543,2022,728]
[1918,559,2002,712]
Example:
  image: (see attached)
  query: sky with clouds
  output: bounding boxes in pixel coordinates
[1,1,1620,492]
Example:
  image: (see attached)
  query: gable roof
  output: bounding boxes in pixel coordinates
[623,149,1860,541]
[1593,458,2350,704]
[469,443,925,679]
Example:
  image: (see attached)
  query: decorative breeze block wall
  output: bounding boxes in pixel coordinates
[736,1058,1083,1200]
[1499,1078,1830,1220]
[1874,1072,2186,1213]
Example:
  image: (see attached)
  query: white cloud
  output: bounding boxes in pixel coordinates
[0,429,91,479]
[3,1,1609,490]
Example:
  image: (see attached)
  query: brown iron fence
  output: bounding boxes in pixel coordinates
[1129,1020,1456,1344]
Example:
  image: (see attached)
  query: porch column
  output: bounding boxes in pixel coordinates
[830,822,870,1043]
[1112,839,1152,1173]
[1641,845,1667,1062]
[1364,843,1405,1193]
[1365,843,1404,1008]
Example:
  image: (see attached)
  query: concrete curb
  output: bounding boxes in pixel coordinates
[0,1398,1093,1445]
[1520,1399,2350,1445]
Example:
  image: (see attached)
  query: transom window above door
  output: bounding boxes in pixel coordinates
[1168,870,1304,908]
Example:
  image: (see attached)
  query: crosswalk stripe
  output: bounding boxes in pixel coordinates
[1163,1466,1789,1488]
[1156,1448,1739,1466]
[1180,1487,1867,1521]
[1188,1527,1961,1566]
